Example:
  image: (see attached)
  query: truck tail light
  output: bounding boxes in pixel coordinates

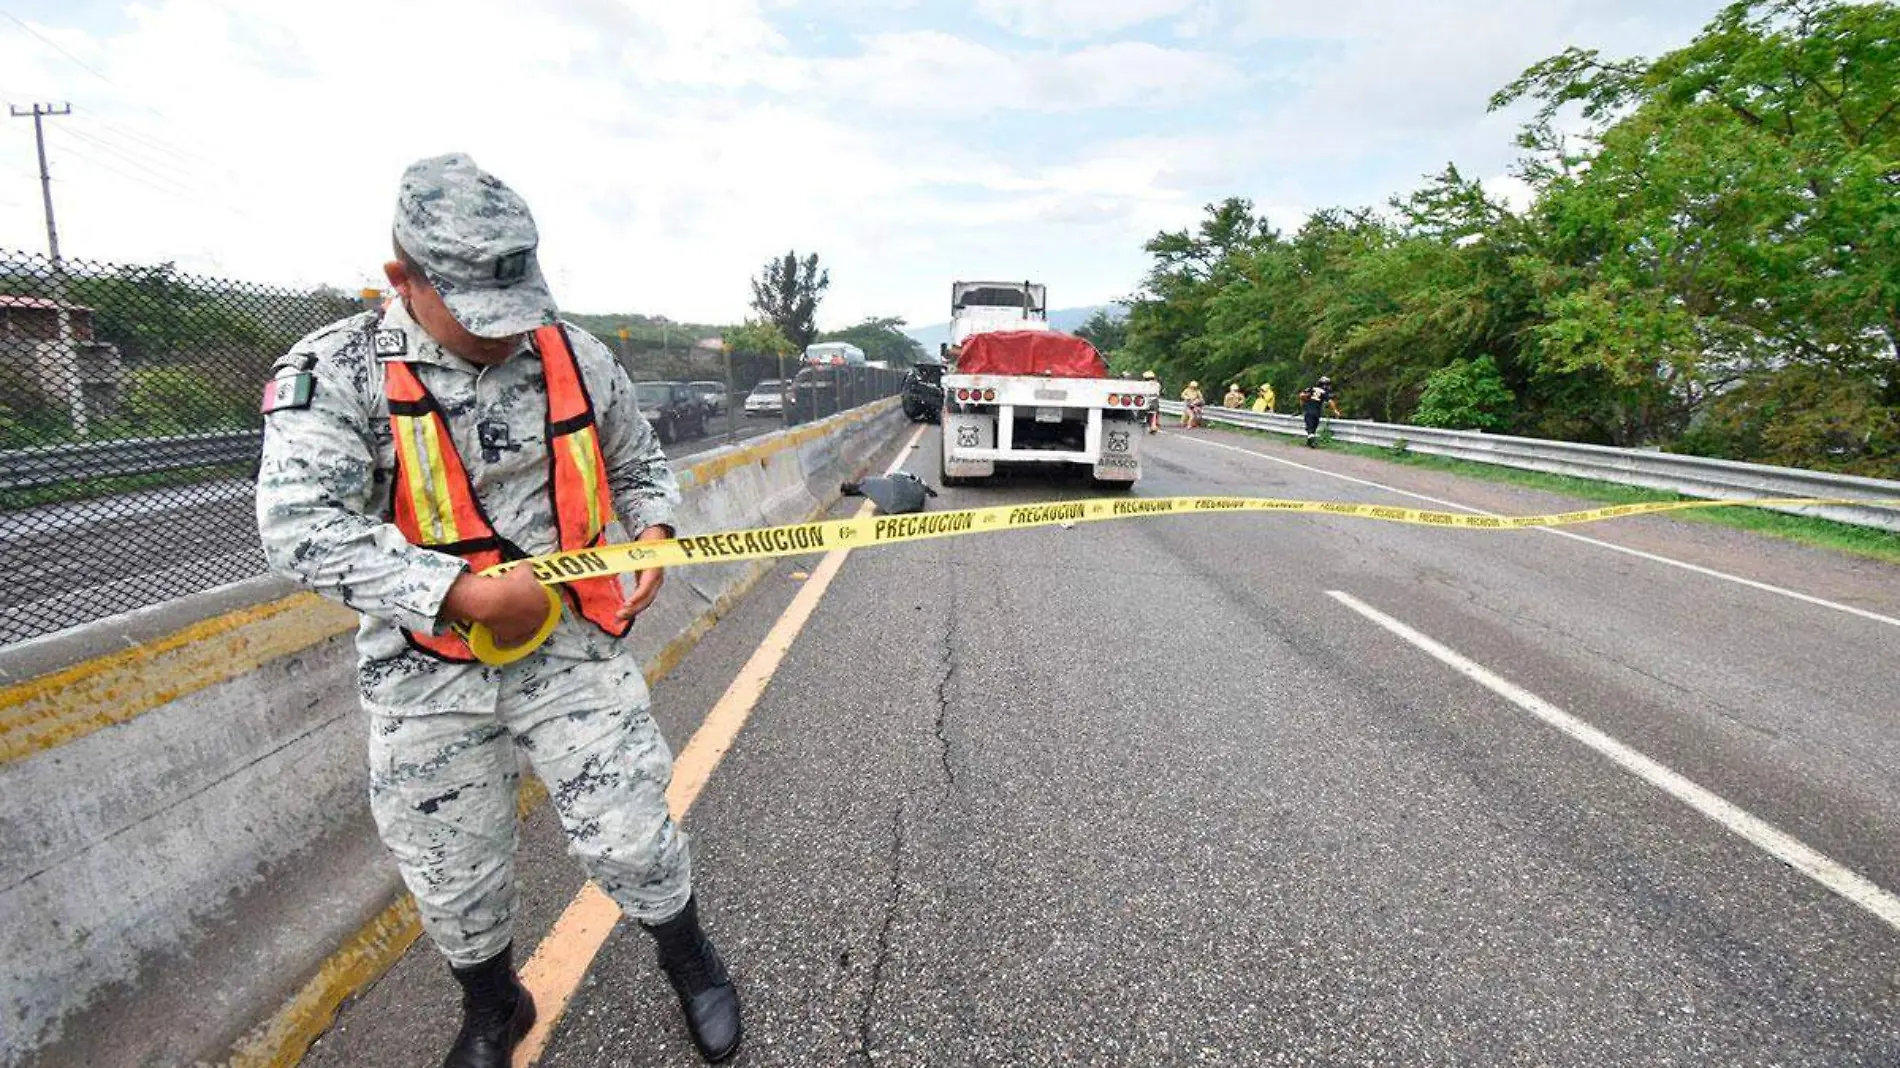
[1107,394,1120,406]
[983,389,996,402]
[955,388,969,402]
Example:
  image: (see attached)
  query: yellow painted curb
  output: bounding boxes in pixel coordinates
[0,400,903,767]
[220,774,550,1068]
[222,895,423,1068]
[0,593,357,765]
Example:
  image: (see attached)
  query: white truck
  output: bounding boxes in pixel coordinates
[937,281,1155,488]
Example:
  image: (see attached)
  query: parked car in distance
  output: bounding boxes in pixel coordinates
[634,380,707,444]
[802,341,866,367]
[687,380,727,416]
[783,365,838,419]
[902,361,944,423]
[743,379,785,417]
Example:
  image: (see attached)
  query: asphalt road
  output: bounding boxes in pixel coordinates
[0,410,787,645]
[311,421,1899,1066]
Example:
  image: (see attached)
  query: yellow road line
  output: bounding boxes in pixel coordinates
[0,593,356,764]
[510,422,928,1066]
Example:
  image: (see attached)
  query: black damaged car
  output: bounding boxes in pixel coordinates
[902,361,944,423]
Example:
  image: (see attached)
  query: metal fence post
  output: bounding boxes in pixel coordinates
[722,344,736,444]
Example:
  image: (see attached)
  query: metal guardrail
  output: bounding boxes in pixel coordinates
[0,431,262,491]
[1161,401,1900,533]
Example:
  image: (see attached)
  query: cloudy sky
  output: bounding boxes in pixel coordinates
[2,0,1725,328]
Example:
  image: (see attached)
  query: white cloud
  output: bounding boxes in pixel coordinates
[975,0,1204,40]
[0,0,1735,328]
[1480,172,1536,212]
[601,0,808,91]
[819,32,1244,115]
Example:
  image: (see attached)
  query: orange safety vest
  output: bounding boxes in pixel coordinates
[385,324,630,661]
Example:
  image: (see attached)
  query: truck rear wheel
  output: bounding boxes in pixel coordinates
[939,440,977,487]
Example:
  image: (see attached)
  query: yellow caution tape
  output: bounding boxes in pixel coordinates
[465,494,1899,664]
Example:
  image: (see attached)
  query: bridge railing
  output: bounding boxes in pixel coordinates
[1161,401,1900,533]
[0,430,263,491]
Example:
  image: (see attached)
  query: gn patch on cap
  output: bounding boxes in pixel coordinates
[494,248,531,283]
[262,372,315,414]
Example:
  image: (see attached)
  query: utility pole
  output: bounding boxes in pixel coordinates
[10,102,71,263]
[10,103,83,434]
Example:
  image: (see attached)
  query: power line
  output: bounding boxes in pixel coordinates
[48,126,263,225]
[0,11,115,90]
[48,133,197,199]
[0,8,175,125]
[60,122,204,189]
[88,113,215,169]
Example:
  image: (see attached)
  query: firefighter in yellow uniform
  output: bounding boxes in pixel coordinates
[256,154,740,1066]
[1180,380,1206,428]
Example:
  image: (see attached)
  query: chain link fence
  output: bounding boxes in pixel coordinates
[0,250,361,645]
[780,362,906,427]
[0,248,912,647]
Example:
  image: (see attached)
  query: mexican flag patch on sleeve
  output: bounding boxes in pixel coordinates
[261,372,314,414]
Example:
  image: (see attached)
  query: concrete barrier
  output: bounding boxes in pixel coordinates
[0,397,908,1068]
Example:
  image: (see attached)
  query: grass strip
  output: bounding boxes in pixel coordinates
[1239,425,1900,565]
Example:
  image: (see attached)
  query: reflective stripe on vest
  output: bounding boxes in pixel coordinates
[385,324,628,661]
[538,325,630,641]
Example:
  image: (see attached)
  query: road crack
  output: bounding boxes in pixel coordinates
[855,580,962,1062]
[854,800,905,1064]
[933,587,959,798]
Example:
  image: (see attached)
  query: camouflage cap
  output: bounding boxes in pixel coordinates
[392,153,557,339]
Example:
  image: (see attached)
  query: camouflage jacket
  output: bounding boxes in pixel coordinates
[256,300,678,710]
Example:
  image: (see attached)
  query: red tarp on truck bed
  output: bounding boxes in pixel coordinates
[953,331,1107,379]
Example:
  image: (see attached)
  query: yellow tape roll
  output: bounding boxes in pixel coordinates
[463,583,562,667]
[455,493,1896,665]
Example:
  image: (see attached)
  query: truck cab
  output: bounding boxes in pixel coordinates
[947,281,1051,349]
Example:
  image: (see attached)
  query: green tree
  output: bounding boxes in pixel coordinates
[1497,0,1900,446]
[750,251,830,351]
[1106,1,1898,475]
[1072,308,1128,355]
[1123,197,1280,387]
[1413,356,1518,432]
[724,319,796,358]
[723,319,798,391]
[0,363,70,447]
[816,316,925,366]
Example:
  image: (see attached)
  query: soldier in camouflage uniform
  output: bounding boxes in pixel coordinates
[256,154,741,1067]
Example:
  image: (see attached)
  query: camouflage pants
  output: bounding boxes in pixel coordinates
[366,655,692,967]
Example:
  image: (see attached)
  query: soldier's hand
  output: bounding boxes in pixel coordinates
[617,525,671,624]
[444,565,554,647]
[485,564,556,646]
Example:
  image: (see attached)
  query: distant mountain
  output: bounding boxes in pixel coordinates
[904,304,1123,353]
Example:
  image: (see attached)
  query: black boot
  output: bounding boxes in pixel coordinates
[443,944,536,1068]
[643,896,743,1063]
